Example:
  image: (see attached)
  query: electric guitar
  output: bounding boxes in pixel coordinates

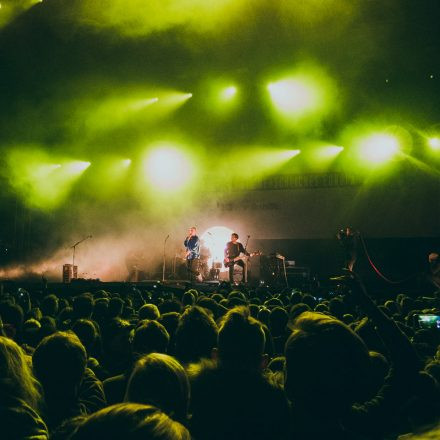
[224,251,261,268]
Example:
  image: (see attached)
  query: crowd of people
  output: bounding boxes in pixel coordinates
[0,272,439,439]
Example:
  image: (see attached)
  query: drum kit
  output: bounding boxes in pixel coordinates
[173,250,221,281]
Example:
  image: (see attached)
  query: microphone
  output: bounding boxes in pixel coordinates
[88,235,93,239]
[247,235,250,238]
[207,232,212,236]
[165,234,170,242]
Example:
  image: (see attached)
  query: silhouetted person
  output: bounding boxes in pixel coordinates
[125,353,190,424]
[0,336,48,439]
[33,331,106,432]
[174,306,218,365]
[189,306,289,440]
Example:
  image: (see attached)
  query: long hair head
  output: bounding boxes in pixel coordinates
[0,336,42,411]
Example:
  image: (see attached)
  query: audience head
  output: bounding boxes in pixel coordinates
[69,403,190,440]
[174,306,218,364]
[0,335,42,410]
[41,294,59,317]
[138,304,160,321]
[22,318,42,348]
[72,319,99,358]
[158,312,180,341]
[328,297,347,319]
[73,294,94,320]
[287,303,311,330]
[33,331,87,400]
[57,306,74,330]
[125,353,189,422]
[257,307,270,326]
[39,315,57,339]
[0,301,24,339]
[92,298,109,322]
[301,294,317,309]
[182,291,195,307]
[159,299,183,315]
[101,318,133,374]
[218,306,266,371]
[133,320,170,357]
[284,311,371,413]
[108,297,124,319]
[269,306,289,337]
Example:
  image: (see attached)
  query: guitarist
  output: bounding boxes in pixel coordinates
[224,233,250,283]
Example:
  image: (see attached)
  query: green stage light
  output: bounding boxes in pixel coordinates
[242,147,300,171]
[220,85,237,101]
[74,87,192,135]
[357,133,400,164]
[298,143,343,170]
[128,97,159,110]
[0,0,43,29]
[84,156,132,199]
[268,78,320,116]
[157,92,193,108]
[65,161,91,173]
[143,144,195,193]
[428,137,440,150]
[265,63,337,127]
[341,123,412,172]
[214,147,301,190]
[6,149,92,210]
[318,145,344,159]
[200,79,240,115]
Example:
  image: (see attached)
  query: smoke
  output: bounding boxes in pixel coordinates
[1,0,434,279]
[0,0,41,28]
[0,222,185,282]
[62,0,368,41]
[72,0,246,37]
[0,199,246,282]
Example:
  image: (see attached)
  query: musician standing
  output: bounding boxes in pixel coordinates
[224,233,249,283]
[336,227,359,271]
[184,226,200,282]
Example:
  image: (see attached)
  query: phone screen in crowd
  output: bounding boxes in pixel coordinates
[418,314,440,330]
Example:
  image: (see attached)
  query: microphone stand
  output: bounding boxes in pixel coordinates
[162,235,170,282]
[70,235,92,276]
[243,235,251,283]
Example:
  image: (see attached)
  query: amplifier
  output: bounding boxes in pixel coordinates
[286,266,310,288]
[63,264,78,283]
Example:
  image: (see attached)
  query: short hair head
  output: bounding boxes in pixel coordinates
[284,311,371,413]
[125,354,189,423]
[174,306,218,364]
[133,320,170,356]
[218,306,265,370]
[33,331,87,398]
